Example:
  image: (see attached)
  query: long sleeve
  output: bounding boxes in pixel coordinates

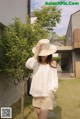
[25,56,38,70]
[49,68,58,93]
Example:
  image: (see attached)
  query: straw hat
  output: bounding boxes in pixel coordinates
[32,39,57,56]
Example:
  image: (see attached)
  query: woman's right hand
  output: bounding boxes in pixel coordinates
[34,41,43,59]
[36,41,43,51]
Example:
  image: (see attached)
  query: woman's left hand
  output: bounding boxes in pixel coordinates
[49,90,54,97]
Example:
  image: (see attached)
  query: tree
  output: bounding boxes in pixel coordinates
[58,35,66,41]
[0,5,61,119]
[34,6,61,32]
[0,17,48,119]
[0,18,32,119]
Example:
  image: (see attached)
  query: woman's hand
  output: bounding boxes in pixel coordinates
[49,90,55,99]
[34,41,43,59]
[49,90,54,96]
[36,41,43,51]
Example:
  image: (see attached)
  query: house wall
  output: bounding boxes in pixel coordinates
[72,49,80,74]
[75,62,80,77]
[72,12,80,44]
[66,18,72,46]
[61,51,73,72]
[72,12,80,32]
[66,11,80,46]
[65,11,80,73]
[73,49,80,61]
[0,0,27,25]
[72,12,80,74]
[0,75,27,111]
[0,0,31,112]
[65,54,73,73]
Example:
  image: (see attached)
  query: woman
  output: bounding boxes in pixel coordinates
[25,39,58,119]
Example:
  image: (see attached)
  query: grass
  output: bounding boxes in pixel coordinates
[1,78,80,119]
[11,96,37,119]
[54,78,80,119]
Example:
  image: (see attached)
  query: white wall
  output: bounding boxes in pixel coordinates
[0,0,27,25]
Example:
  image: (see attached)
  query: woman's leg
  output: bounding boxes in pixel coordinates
[38,109,49,119]
[34,107,41,118]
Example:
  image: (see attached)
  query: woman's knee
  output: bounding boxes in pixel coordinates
[34,107,41,115]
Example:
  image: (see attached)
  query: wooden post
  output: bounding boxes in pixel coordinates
[21,79,25,119]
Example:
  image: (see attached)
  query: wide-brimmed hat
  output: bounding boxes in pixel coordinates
[32,39,57,56]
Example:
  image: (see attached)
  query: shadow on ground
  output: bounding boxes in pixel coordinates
[53,106,62,119]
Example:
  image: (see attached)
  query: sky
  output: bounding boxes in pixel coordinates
[31,0,80,36]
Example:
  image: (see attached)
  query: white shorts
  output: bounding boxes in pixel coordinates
[32,94,54,110]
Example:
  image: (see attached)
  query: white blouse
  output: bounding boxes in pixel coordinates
[25,57,58,97]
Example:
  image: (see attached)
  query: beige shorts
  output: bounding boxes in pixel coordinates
[32,94,54,110]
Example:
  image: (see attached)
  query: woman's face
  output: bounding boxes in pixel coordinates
[41,56,47,62]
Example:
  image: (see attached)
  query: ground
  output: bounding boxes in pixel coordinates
[1,78,80,119]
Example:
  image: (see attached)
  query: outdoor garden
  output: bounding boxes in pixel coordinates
[11,78,80,119]
[0,6,80,119]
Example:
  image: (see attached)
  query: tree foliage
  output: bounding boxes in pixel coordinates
[58,35,66,40]
[34,6,61,31]
[0,6,61,83]
[0,17,48,84]
[0,6,62,119]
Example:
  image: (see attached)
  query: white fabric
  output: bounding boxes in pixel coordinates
[25,57,58,97]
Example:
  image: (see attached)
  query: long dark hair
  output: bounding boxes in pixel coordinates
[37,54,57,68]
[37,54,53,64]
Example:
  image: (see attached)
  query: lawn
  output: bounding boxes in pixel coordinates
[4,78,80,119]
[55,78,80,119]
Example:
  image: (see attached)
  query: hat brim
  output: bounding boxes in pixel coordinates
[32,45,57,56]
